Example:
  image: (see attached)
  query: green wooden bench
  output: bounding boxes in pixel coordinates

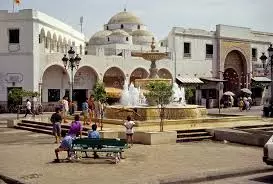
[72,138,128,164]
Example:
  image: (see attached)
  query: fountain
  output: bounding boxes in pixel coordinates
[105,38,207,125]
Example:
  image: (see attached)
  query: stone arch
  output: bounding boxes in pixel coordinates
[63,37,68,53]
[130,68,149,84]
[158,68,172,80]
[57,35,62,52]
[42,65,69,102]
[74,66,98,90]
[223,50,247,93]
[103,67,125,89]
[52,33,57,51]
[40,28,45,44]
[45,31,51,49]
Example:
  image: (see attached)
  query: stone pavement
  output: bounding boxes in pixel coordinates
[0,127,272,184]
[207,106,263,116]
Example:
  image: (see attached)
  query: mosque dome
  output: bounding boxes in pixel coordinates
[110,29,130,37]
[132,29,153,37]
[89,30,112,45]
[132,30,154,45]
[108,10,143,24]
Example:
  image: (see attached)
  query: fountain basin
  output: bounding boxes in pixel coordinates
[105,105,207,121]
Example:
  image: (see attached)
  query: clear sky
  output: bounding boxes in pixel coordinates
[0,0,271,39]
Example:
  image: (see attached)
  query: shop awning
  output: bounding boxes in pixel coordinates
[251,77,271,83]
[105,87,122,98]
[176,77,204,84]
[200,77,227,82]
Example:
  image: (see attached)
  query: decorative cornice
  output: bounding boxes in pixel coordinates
[219,36,271,45]
[0,52,33,56]
[0,18,85,42]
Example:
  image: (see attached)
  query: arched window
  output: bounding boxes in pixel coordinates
[107,37,110,42]
[137,25,140,29]
[121,24,124,29]
[39,34,41,44]
[80,45,82,55]
[126,37,129,41]
[160,42,163,47]
[106,26,109,30]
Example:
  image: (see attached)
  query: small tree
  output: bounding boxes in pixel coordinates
[93,82,107,130]
[8,88,40,106]
[185,88,194,104]
[146,81,173,132]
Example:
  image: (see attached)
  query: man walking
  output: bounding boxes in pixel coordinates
[24,99,34,118]
[50,107,62,143]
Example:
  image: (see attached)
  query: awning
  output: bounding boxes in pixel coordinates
[251,77,271,83]
[105,87,122,98]
[176,77,204,84]
[200,77,227,82]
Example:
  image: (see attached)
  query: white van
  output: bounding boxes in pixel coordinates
[263,135,273,165]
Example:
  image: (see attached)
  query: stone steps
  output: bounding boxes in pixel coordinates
[15,120,89,136]
[176,129,213,142]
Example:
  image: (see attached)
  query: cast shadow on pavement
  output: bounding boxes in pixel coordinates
[251,174,273,184]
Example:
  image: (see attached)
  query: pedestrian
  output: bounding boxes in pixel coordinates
[230,95,234,107]
[94,100,103,127]
[245,100,250,111]
[24,99,34,118]
[82,98,89,125]
[238,98,244,112]
[88,95,95,125]
[61,96,69,123]
[88,124,100,158]
[248,96,252,109]
[54,134,73,162]
[124,115,135,147]
[68,115,82,138]
[50,107,62,143]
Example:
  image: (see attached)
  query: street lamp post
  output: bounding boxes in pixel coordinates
[260,44,273,102]
[62,47,81,101]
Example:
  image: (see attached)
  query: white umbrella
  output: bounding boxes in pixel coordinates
[241,88,252,94]
[223,91,235,96]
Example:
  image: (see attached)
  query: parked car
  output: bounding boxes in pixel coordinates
[263,135,273,165]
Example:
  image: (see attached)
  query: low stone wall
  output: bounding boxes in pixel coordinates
[100,131,177,145]
[105,105,207,121]
[210,128,272,147]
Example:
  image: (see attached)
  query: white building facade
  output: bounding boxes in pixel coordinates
[0,9,272,111]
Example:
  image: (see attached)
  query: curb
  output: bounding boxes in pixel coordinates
[160,167,273,184]
[0,174,25,184]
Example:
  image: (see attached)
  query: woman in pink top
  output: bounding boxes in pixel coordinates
[68,115,82,138]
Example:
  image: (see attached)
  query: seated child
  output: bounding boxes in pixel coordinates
[88,124,100,158]
[54,134,73,162]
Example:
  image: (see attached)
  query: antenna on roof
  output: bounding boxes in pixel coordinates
[80,16,83,33]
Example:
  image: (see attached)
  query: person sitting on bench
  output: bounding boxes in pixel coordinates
[88,124,100,158]
[54,134,73,162]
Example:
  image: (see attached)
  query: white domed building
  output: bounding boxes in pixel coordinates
[87,9,157,55]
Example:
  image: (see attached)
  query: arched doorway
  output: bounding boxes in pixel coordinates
[158,68,172,80]
[130,68,149,84]
[103,67,125,89]
[224,50,247,93]
[74,66,98,109]
[223,68,239,92]
[42,65,69,102]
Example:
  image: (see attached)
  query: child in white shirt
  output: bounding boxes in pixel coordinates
[124,115,135,147]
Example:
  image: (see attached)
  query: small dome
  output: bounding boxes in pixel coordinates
[89,30,112,45]
[132,29,153,37]
[108,11,143,24]
[110,29,130,37]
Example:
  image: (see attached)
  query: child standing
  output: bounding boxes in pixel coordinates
[124,115,135,147]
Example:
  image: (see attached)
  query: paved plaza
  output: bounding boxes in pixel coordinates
[0,125,272,184]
